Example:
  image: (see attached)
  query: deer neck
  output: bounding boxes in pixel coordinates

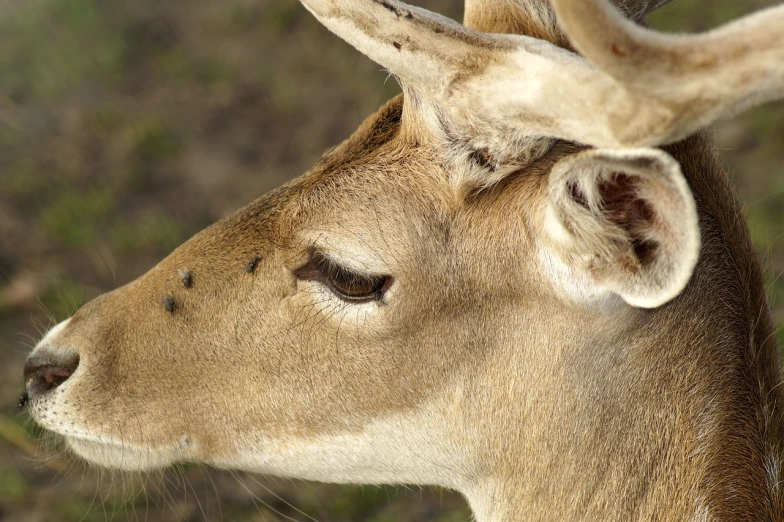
[452,136,783,520]
[458,297,778,520]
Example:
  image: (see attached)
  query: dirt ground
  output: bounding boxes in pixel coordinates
[1,0,782,520]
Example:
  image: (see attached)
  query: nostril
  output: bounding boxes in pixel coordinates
[23,352,80,398]
[40,367,73,387]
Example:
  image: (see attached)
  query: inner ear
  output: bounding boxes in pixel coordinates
[597,172,659,265]
[547,148,700,308]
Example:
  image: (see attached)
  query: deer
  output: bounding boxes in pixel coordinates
[20,0,784,519]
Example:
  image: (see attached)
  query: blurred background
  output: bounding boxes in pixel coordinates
[0,0,782,520]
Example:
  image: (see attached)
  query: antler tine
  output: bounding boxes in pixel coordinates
[300,0,502,96]
[550,0,784,146]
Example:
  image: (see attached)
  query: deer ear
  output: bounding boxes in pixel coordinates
[545,148,700,308]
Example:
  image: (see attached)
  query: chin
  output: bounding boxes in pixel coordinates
[66,436,180,471]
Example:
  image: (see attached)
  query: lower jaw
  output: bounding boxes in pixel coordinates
[67,437,175,471]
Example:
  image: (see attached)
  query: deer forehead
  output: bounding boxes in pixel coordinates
[276,123,551,264]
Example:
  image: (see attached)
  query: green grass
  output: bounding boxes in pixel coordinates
[39,187,114,248]
[39,278,102,321]
[649,0,757,31]
[0,467,28,504]
[0,0,124,103]
[111,212,184,254]
[154,48,236,90]
[54,496,130,522]
[260,2,302,34]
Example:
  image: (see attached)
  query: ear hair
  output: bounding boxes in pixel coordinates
[545,148,700,308]
[464,0,673,40]
[464,0,565,43]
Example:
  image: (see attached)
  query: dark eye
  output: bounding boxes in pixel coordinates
[295,253,392,303]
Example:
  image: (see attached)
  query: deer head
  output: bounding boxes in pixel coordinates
[23,0,784,520]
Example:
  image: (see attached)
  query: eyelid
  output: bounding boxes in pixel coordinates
[294,251,392,303]
[295,250,381,279]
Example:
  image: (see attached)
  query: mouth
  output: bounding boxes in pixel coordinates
[24,389,195,472]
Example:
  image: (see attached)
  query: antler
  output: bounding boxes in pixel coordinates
[550,0,784,146]
[302,0,784,149]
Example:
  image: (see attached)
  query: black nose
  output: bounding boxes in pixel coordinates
[23,352,80,398]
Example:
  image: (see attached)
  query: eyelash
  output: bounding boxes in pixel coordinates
[294,253,392,304]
